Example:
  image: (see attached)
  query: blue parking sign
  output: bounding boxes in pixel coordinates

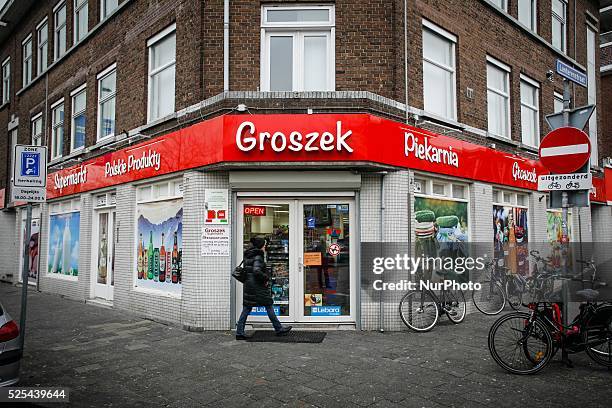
[21,152,40,177]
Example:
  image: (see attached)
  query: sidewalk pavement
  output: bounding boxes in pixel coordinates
[1,282,610,408]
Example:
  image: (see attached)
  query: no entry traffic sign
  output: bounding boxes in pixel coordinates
[539,127,591,174]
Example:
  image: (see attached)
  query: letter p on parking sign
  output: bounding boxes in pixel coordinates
[21,152,40,177]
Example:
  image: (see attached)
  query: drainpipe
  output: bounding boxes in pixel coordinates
[404,0,409,123]
[379,171,387,332]
[223,0,230,92]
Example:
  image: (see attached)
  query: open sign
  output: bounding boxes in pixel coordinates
[244,205,266,216]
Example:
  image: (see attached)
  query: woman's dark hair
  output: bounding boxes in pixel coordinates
[250,236,267,249]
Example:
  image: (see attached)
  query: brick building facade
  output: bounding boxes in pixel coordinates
[0,0,610,331]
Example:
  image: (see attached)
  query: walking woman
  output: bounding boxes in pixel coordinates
[236,236,292,340]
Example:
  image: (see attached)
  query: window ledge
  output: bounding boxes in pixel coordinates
[87,135,118,152]
[48,148,86,167]
[518,143,538,153]
[15,0,133,97]
[486,132,520,146]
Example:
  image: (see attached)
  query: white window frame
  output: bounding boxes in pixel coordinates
[147,24,176,123]
[486,56,511,139]
[73,0,89,43]
[36,18,49,75]
[551,0,567,53]
[100,0,119,21]
[51,98,65,160]
[54,1,67,60]
[96,63,116,140]
[553,91,564,113]
[586,25,597,166]
[518,0,537,32]
[260,4,335,92]
[31,113,43,146]
[422,19,457,121]
[493,189,529,209]
[22,35,33,87]
[70,84,87,152]
[519,74,540,147]
[2,57,10,104]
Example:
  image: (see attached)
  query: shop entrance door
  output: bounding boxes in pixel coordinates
[236,198,355,324]
[93,210,116,301]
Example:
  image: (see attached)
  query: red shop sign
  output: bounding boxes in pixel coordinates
[46,113,609,203]
[244,205,266,216]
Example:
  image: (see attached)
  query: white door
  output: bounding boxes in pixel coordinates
[236,198,355,323]
[93,210,116,300]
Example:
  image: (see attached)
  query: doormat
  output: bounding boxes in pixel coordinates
[246,331,327,343]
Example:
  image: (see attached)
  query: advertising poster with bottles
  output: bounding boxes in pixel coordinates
[493,206,529,275]
[136,199,183,295]
[48,212,80,276]
[413,197,469,282]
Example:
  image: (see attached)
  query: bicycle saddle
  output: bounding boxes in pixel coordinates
[576,288,599,301]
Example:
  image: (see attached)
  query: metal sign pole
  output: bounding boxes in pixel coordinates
[19,203,32,351]
[560,79,571,367]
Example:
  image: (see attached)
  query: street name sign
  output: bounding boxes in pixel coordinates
[538,173,592,192]
[556,59,588,87]
[11,145,47,203]
[539,127,591,174]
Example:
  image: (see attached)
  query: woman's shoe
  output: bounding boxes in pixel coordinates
[276,326,292,336]
[236,334,250,340]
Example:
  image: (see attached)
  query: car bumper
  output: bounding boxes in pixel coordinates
[0,350,21,387]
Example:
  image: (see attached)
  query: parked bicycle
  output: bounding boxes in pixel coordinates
[488,262,611,374]
[472,260,523,315]
[399,271,467,332]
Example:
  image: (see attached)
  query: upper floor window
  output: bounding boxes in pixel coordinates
[518,0,537,32]
[71,85,86,151]
[54,2,67,59]
[74,0,89,43]
[147,24,176,122]
[422,20,456,121]
[37,19,49,74]
[520,75,540,147]
[551,0,567,52]
[487,57,511,139]
[2,58,10,103]
[31,114,43,146]
[554,91,564,113]
[261,5,335,92]
[491,0,508,11]
[51,100,65,159]
[22,35,33,87]
[97,64,116,140]
[101,0,119,20]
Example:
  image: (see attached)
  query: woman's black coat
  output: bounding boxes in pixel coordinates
[242,247,273,307]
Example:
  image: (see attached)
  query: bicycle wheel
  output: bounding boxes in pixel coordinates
[444,289,466,324]
[472,281,505,315]
[505,279,523,310]
[584,306,612,367]
[399,290,439,332]
[488,312,553,375]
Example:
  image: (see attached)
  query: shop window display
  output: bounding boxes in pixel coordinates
[135,181,183,296]
[48,200,81,278]
[413,195,469,283]
[493,205,529,275]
